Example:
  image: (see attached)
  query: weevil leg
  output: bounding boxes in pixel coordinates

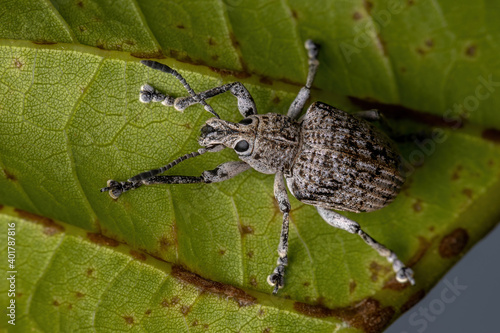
[287,40,320,120]
[171,82,257,117]
[140,67,257,118]
[101,161,250,199]
[316,207,415,285]
[267,172,291,294]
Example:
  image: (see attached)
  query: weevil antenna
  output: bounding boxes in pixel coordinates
[127,147,212,182]
[140,60,220,119]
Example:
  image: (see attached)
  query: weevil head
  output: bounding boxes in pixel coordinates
[199,116,258,156]
[199,113,301,174]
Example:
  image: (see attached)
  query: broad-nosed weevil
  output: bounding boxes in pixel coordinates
[101,40,415,294]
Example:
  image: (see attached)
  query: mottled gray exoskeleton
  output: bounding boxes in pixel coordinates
[101,40,415,294]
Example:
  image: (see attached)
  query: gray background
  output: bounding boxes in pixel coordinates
[386,223,500,333]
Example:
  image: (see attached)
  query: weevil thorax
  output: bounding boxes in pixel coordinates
[199,113,301,174]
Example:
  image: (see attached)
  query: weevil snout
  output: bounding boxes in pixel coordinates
[198,117,257,152]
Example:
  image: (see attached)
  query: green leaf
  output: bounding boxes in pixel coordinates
[1,1,500,332]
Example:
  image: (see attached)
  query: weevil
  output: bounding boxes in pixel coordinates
[101,40,415,294]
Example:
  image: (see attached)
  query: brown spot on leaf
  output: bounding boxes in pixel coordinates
[78,25,87,32]
[145,309,152,315]
[250,276,258,287]
[203,324,209,329]
[400,289,426,313]
[349,97,463,128]
[465,45,477,57]
[76,1,84,8]
[171,265,256,306]
[124,39,136,46]
[349,280,357,294]
[451,165,463,180]
[259,76,273,85]
[482,128,500,143]
[68,303,73,310]
[171,296,180,305]
[416,47,426,56]
[353,11,363,20]
[239,224,254,235]
[75,292,85,298]
[363,0,373,14]
[425,39,434,48]
[3,169,16,181]
[258,309,265,316]
[294,298,394,333]
[303,281,310,287]
[177,24,185,29]
[230,32,240,48]
[87,233,119,247]
[462,188,473,199]
[400,66,407,73]
[13,59,23,69]
[207,66,251,79]
[219,249,226,255]
[208,37,216,46]
[369,261,390,282]
[439,228,469,258]
[247,251,254,258]
[86,268,94,277]
[181,305,191,316]
[272,96,281,104]
[263,328,271,333]
[14,209,65,235]
[191,320,198,326]
[130,250,147,261]
[0,204,3,210]
[159,235,173,252]
[291,9,298,19]
[53,300,60,306]
[123,316,134,325]
[96,40,105,49]
[412,199,423,212]
[131,50,165,59]
[211,54,219,61]
[408,0,414,5]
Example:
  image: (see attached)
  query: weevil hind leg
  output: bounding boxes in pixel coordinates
[316,207,415,285]
[267,172,291,294]
[287,40,320,120]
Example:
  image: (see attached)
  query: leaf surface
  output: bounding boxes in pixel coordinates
[1,1,500,332]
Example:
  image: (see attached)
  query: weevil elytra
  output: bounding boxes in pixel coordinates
[101,40,415,294]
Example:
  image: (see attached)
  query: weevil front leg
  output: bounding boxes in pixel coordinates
[140,73,257,117]
[101,161,250,199]
[267,172,291,294]
[317,207,415,285]
[287,40,320,120]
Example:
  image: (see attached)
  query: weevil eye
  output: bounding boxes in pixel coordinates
[234,140,250,153]
[238,118,253,125]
